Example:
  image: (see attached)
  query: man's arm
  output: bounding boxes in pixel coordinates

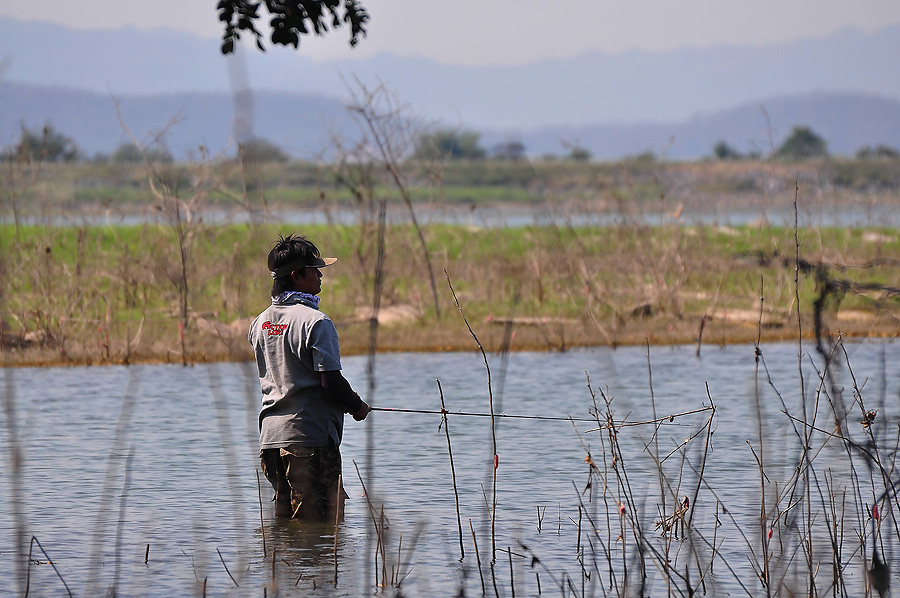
[321,370,370,421]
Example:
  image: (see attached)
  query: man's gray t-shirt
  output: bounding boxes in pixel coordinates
[249,295,344,449]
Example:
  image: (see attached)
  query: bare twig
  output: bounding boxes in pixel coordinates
[24,536,73,598]
[470,519,486,595]
[446,268,497,559]
[217,548,239,587]
[346,80,442,319]
[256,469,267,556]
[437,379,465,560]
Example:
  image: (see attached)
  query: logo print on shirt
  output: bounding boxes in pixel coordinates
[262,321,288,336]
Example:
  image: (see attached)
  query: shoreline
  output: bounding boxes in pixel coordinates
[3,315,896,368]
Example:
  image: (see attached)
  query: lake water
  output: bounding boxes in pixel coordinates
[2,340,899,596]
[8,198,900,229]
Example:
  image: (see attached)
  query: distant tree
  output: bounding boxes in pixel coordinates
[567,146,592,162]
[491,141,527,161]
[712,141,743,161]
[238,137,290,163]
[560,139,592,162]
[856,145,900,160]
[774,126,828,160]
[111,142,174,164]
[151,147,174,164]
[415,129,486,160]
[217,0,368,54]
[111,143,143,163]
[1,124,80,162]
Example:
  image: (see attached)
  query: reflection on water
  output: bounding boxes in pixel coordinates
[263,519,341,591]
[2,340,900,595]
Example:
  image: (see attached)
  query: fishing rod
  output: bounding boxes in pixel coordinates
[370,405,713,427]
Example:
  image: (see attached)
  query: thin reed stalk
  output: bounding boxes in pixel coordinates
[379,506,387,585]
[3,367,26,595]
[394,522,424,589]
[256,470,266,556]
[111,448,135,594]
[507,546,515,598]
[644,340,671,592]
[446,268,498,560]
[85,367,141,595]
[470,519,485,595]
[24,536,73,598]
[353,460,387,588]
[753,274,772,595]
[437,378,465,560]
[363,197,386,593]
[334,473,341,586]
[206,364,247,584]
[270,547,276,594]
[217,547,239,587]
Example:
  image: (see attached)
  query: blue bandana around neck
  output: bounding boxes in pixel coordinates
[272,290,320,309]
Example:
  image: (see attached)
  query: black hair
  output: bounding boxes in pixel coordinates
[268,233,321,297]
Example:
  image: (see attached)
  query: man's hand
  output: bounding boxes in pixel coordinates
[352,400,371,421]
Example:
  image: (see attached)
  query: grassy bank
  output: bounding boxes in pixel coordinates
[2,220,898,366]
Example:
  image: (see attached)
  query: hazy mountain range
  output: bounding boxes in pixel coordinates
[0,17,898,159]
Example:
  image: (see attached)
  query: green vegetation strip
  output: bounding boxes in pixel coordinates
[2,222,899,365]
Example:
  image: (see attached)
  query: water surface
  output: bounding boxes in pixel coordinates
[2,340,899,596]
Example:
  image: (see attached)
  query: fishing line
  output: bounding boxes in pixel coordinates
[372,407,595,421]
[370,405,712,427]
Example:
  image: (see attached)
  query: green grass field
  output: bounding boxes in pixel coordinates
[2,218,899,366]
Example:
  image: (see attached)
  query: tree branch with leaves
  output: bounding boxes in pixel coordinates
[217,0,368,54]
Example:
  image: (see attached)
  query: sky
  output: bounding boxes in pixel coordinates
[2,0,900,65]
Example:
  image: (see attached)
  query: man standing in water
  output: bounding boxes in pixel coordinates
[250,233,370,519]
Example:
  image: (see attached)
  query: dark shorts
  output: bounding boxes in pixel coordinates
[260,443,348,520]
